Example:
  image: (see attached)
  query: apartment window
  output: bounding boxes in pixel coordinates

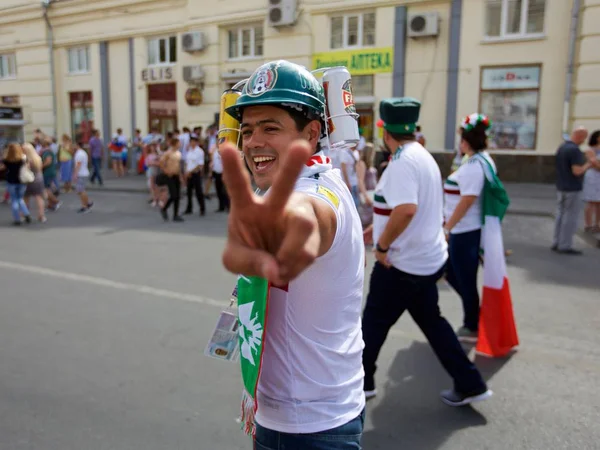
[330,13,376,49]
[67,47,90,74]
[486,0,545,38]
[479,65,541,150]
[148,36,177,65]
[0,53,17,79]
[228,26,263,59]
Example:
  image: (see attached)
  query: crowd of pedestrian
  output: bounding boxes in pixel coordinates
[0,129,95,226]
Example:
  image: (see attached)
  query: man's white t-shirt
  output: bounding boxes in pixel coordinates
[185,146,205,173]
[256,169,365,434]
[373,141,447,276]
[211,150,223,174]
[340,149,358,187]
[179,132,190,159]
[444,152,497,234]
[74,149,90,177]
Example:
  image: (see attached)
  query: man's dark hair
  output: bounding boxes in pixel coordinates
[117,128,122,133]
[388,131,416,142]
[136,128,141,133]
[174,129,180,134]
[183,127,190,133]
[280,106,322,152]
[461,122,488,152]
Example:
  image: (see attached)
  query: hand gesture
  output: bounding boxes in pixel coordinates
[220,140,319,286]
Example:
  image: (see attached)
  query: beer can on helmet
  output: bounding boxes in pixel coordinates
[322,67,359,149]
[218,89,242,148]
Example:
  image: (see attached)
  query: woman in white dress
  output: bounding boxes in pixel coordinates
[583,130,600,233]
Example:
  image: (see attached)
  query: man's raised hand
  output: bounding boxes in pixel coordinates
[220,140,320,285]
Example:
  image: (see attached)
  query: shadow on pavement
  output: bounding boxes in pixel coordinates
[363,341,513,449]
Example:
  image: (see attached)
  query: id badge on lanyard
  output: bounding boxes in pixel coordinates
[203,284,241,363]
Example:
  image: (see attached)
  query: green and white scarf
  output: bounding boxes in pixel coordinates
[235,152,332,436]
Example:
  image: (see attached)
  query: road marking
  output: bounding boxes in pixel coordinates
[0,260,228,308]
[1,260,599,372]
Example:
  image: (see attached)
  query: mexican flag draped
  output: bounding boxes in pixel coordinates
[475,155,519,358]
[236,276,269,435]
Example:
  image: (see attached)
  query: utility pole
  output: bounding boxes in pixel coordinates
[42,0,58,139]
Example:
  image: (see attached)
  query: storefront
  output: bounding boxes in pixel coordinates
[143,67,177,135]
[69,91,94,145]
[479,65,541,151]
[312,47,393,145]
[0,105,25,151]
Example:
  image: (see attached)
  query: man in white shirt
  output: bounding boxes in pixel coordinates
[221,60,365,448]
[183,134,205,216]
[340,148,360,207]
[210,142,229,213]
[72,142,94,214]
[179,126,191,162]
[362,98,492,407]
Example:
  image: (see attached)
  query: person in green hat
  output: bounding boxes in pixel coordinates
[362,97,492,407]
[220,60,366,447]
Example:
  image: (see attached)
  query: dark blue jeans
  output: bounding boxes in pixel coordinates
[362,263,486,395]
[254,409,365,450]
[90,157,103,185]
[446,229,482,332]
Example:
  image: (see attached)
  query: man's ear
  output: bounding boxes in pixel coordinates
[306,120,321,147]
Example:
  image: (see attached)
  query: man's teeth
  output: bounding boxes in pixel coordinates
[253,156,275,163]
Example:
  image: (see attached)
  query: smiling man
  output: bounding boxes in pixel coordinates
[221,60,366,450]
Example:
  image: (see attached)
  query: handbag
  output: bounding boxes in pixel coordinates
[19,158,35,184]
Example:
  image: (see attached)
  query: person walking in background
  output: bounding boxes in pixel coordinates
[145,143,160,207]
[356,142,376,228]
[443,114,497,342]
[340,147,360,207]
[58,134,74,192]
[211,145,229,213]
[204,125,217,199]
[362,98,491,407]
[109,128,126,177]
[159,138,184,222]
[0,143,32,225]
[73,142,94,213]
[553,127,591,255]
[582,130,600,233]
[183,134,206,216]
[89,129,104,186]
[40,137,60,210]
[22,143,47,223]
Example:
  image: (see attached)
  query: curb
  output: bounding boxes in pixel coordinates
[85,186,600,248]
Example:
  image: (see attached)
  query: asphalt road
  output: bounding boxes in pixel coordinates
[0,191,599,450]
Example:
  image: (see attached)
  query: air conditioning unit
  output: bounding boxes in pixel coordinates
[182,31,207,52]
[183,65,206,83]
[268,0,297,27]
[407,12,440,38]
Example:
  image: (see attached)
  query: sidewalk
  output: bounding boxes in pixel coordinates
[88,174,600,248]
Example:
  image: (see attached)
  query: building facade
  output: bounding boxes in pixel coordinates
[0,0,598,181]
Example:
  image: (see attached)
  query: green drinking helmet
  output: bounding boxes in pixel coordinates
[225,60,326,123]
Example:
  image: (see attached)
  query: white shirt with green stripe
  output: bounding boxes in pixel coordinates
[443,151,497,234]
[373,141,448,276]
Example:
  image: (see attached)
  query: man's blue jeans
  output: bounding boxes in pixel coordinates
[254,409,365,450]
[90,157,103,185]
